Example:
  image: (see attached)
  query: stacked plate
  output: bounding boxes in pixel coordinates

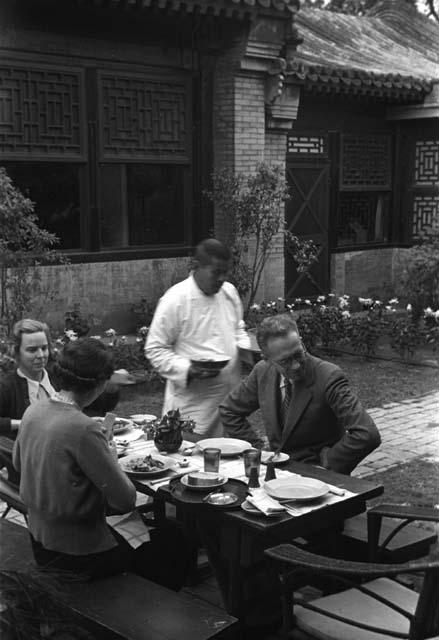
[196,438,251,457]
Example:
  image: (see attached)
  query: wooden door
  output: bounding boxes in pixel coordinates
[285,160,330,299]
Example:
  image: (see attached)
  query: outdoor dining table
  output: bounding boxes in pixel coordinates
[122,439,384,630]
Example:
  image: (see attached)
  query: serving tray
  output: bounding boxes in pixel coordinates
[167,477,248,509]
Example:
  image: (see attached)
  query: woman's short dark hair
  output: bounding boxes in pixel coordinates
[13,319,51,359]
[53,338,114,393]
[256,313,300,352]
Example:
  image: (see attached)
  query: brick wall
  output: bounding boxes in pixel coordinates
[331,248,408,299]
[31,257,190,333]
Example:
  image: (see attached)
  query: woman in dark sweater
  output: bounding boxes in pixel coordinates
[13,337,191,587]
[13,337,137,578]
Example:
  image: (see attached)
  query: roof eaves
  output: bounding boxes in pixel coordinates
[286,60,433,98]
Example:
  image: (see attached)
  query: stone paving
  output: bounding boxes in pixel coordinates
[2,390,438,528]
[353,389,439,478]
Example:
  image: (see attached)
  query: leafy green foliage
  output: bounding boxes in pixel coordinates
[205,163,317,314]
[0,167,67,333]
[395,232,439,322]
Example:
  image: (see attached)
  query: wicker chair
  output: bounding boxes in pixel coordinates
[265,506,439,640]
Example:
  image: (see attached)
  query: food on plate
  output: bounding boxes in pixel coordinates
[124,455,165,473]
[186,471,222,487]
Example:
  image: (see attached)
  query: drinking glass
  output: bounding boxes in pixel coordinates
[243,448,261,478]
[204,448,221,473]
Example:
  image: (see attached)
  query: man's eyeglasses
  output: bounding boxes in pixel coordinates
[269,348,306,369]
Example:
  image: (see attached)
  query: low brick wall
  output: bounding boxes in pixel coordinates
[32,257,190,333]
[331,247,410,298]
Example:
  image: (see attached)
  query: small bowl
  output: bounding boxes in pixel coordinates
[207,492,238,506]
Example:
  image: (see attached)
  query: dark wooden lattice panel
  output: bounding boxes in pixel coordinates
[99,73,190,161]
[340,134,391,190]
[413,195,439,239]
[415,140,439,186]
[337,192,388,245]
[0,65,84,158]
[287,134,326,156]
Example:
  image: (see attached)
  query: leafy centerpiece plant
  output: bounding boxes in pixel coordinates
[150,409,195,453]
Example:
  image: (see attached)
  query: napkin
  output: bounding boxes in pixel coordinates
[247,488,286,516]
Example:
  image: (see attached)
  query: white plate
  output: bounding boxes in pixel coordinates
[119,453,175,477]
[264,477,329,502]
[241,500,281,518]
[92,416,133,435]
[180,473,228,492]
[196,438,251,457]
[261,451,290,465]
[113,428,145,444]
[130,414,157,425]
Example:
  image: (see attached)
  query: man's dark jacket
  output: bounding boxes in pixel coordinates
[219,354,381,474]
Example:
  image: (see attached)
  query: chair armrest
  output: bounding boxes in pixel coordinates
[368,503,439,523]
[265,543,439,577]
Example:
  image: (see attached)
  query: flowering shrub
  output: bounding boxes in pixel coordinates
[244,294,439,361]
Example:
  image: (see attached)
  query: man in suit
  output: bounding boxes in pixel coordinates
[219,313,381,474]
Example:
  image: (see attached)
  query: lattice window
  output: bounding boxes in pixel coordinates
[0,65,83,158]
[287,134,326,155]
[415,140,439,186]
[340,134,391,190]
[99,73,190,161]
[413,195,439,239]
[337,192,389,246]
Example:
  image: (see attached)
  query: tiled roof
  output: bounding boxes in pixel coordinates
[289,2,439,99]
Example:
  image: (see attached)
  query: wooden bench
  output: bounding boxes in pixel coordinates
[340,511,437,562]
[0,519,238,640]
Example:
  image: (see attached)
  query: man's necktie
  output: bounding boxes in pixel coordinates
[280,380,292,429]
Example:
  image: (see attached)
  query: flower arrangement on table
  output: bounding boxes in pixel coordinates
[147,409,196,453]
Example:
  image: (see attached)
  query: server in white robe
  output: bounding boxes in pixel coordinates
[145,239,251,437]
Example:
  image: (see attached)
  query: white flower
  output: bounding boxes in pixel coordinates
[406,303,412,312]
[341,310,351,319]
[64,330,78,341]
[327,293,336,297]
[295,298,302,303]
[317,295,326,303]
[286,303,294,310]
[139,326,148,333]
[136,337,143,342]
[250,303,260,311]
[424,307,434,317]
[55,338,64,345]
[434,310,439,320]
[359,297,373,307]
[90,335,102,340]
[338,297,349,309]
[277,297,284,302]
[385,305,392,311]
[105,328,116,337]
[304,299,311,305]
[108,341,114,347]
[374,300,382,306]
[388,298,398,305]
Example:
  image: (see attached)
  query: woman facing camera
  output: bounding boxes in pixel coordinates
[0,318,120,438]
[13,338,137,579]
[0,319,55,436]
